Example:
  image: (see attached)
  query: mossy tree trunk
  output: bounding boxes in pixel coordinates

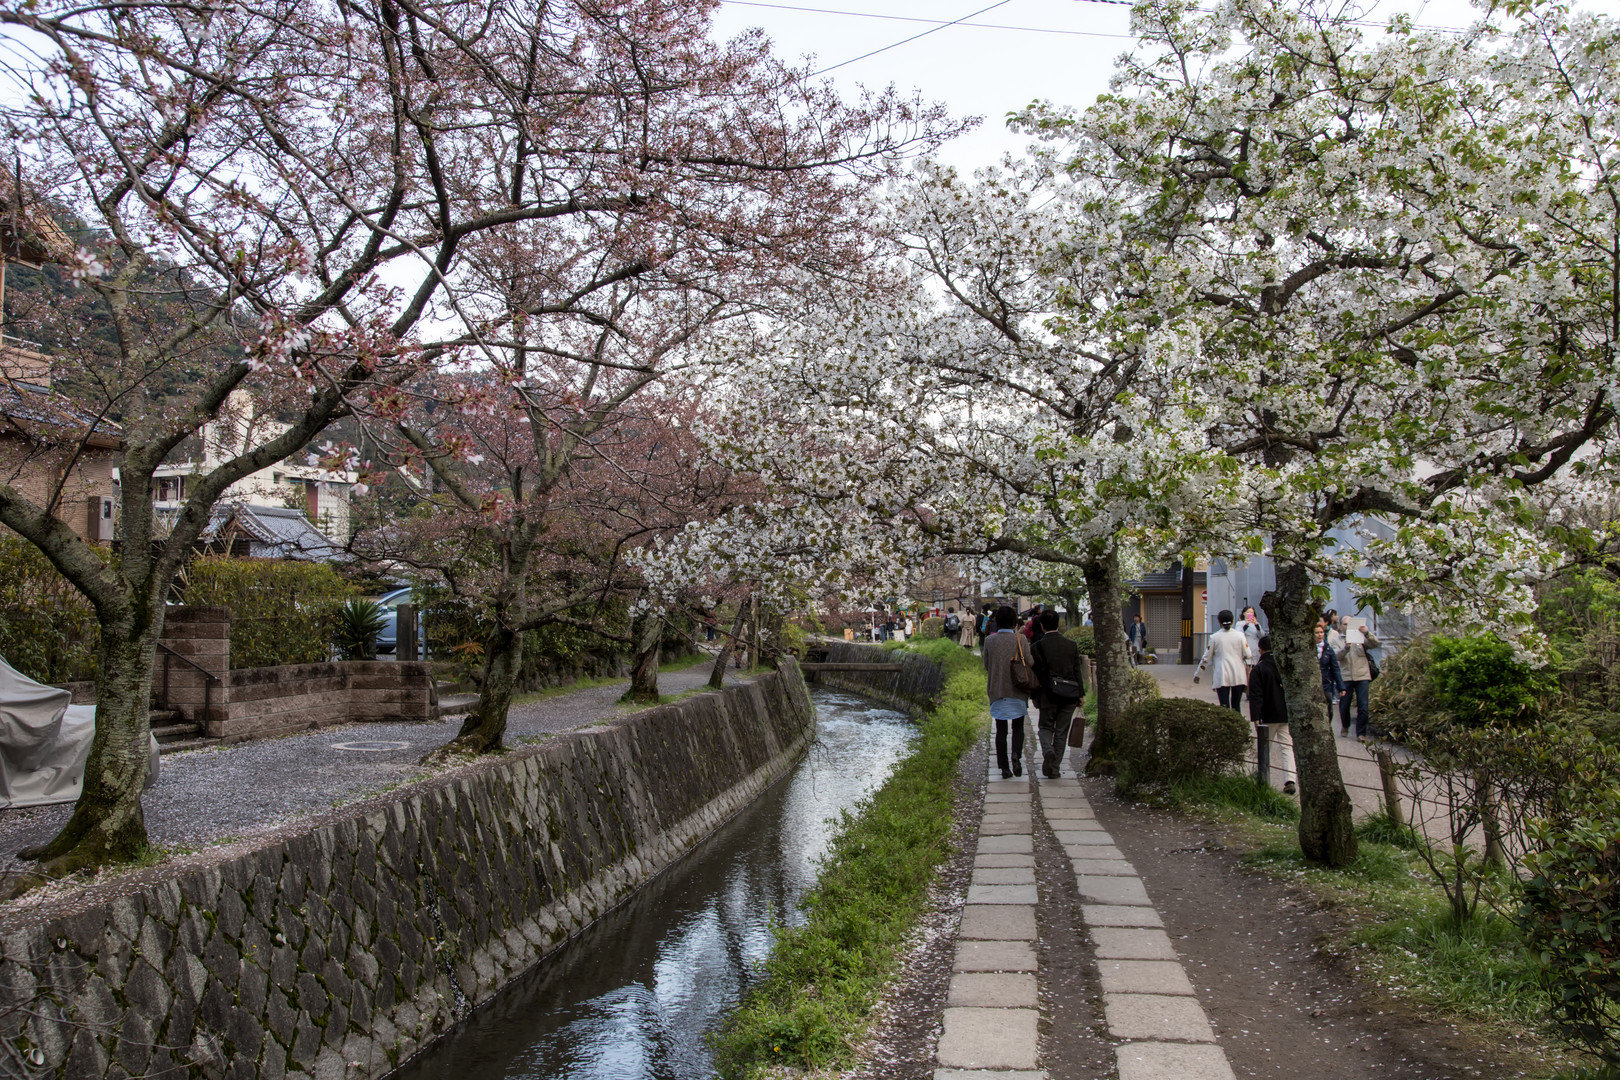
[427,622,524,762]
[622,612,662,704]
[709,603,747,689]
[1083,546,1130,771]
[1263,561,1357,867]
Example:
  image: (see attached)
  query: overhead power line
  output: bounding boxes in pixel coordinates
[728,1,1137,41]
[810,0,1014,75]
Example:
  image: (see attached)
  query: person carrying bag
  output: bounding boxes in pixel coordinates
[1030,611,1084,778]
[983,605,1032,779]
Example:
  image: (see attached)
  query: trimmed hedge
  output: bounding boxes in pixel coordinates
[1114,696,1250,792]
[180,556,352,668]
[0,533,101,683]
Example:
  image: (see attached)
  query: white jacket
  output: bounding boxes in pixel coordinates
[1197,627,1252,688]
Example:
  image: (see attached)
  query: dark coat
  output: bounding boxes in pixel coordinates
[1248,652,1288,727]
[1317,639,1346,697]
[1031,631,1082,709]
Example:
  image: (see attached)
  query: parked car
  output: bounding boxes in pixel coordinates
[373,587,426,657]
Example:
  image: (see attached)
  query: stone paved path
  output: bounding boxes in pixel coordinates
[931,738,1237,1080]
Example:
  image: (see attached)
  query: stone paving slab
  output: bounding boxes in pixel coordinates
[1098,960,1197,995]
[978,835,1034,854]
[1103,993,1217,1042]
[982,812,1033,824]
[960,905,1036,940]
[1050,817,1105,831]
[1055,830,1115,845]
[975,853,1035,869]
[983,793,1029,803]
[1091,927,1179,960]
[1083,904,1165,927]
[954,940,1038,971]
[967,883,1039,905]
[981,821,1033,835]
[1076,875,1152,906]
[936,1008,1039,1070]
[1072,858,1136,876]
[1064,843,1124,860]
[1039,798,1091,809]
[986,781,1030,793]
[1041,807,1096,819]
[972,868,1036,886]
[1116,1042,1235,1080]
[947,972,1039,1008]
[935,1069,1048,1080]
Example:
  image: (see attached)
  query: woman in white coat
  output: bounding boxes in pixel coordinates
[1193,609,1253,712]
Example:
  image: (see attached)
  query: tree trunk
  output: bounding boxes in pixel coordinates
[13,607,158,889]
[709,604,747,689]
[1083,547,1130,773]
[425,624,522,762]
[1376,748,1404,826]
[1263,561,1357,867]
[621,613,662,704]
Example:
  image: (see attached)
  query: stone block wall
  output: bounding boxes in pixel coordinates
[158,607,231,726]
[219,663,437,740]
[0,661,817,1080]
[811,640,945,714]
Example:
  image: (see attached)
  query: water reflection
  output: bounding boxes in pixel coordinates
[392,689,914,1080]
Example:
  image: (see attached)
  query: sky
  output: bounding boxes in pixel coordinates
[707,0,1509,174]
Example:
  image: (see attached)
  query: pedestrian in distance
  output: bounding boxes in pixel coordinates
[1315,621,1346,727]
[1127,613,1149,666]
[976,606,993,650]
[943,607,964,647]
[1240,606,1262,673]
[1193,609,1252,712]
[983,605,1033,779]
[1031,610,1084,778]
[1335,616,1380,737]
[1020,603,1043,642]
[1246,634,1298,794]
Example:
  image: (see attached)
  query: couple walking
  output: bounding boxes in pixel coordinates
[983,607,1084,779]
[1195,608,1296,793]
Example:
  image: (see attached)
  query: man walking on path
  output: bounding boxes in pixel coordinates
[1335,617,1380,736]
[1031,610,1084,778]
[1246,634,1297,794]
[982,605,1030,779]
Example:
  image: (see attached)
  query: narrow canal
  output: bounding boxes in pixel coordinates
[392,687,915,1080]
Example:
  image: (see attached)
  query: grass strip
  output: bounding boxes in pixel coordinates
[709,637,986,1079]
[1155,779,1585,1077]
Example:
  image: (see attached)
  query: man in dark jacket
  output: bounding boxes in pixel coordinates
[1246,635,1297,794]
[1031,611,1084,778]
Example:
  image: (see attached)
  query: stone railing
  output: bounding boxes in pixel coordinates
[805,640,945,714]
[0,660,816,1080]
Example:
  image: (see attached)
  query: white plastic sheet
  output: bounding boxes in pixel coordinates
[0,656,160,809]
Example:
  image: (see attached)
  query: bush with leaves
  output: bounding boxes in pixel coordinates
[917,616,944,640]
[0,534,101,684]
[1113,697,1250,793]
[180,557,352,668]
[1063,625,1096,656]
[1125,667,1162,711]
[1518,795,1620,1066]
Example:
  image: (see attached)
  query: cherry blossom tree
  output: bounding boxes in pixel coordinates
[0,0,954,877]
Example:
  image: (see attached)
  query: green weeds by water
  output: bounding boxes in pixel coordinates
[709,638,986,1079]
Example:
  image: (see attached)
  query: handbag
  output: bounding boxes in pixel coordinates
[1049,675,1083,701]
[1010,635,1039,692]
[1067,713,1087,747]
[1367,651,1381,681]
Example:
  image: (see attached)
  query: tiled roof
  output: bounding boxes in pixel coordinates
[0,381,121,445]
[204,503,348,561]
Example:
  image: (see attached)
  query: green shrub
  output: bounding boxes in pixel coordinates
[1171,774,1299,821]
[917,615,944,640]
[1429,633,1553,728]
[1126,667,1162,710]
[1518,809,1620,1065]
[333,599,387,661]
[1114,697,1250,793]
[1370,633,1449,741]
[180,557,352,668]
[1063,624,1095,655]
[0,533,101,683]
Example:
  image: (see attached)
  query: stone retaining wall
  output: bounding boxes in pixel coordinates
[810,641,945,714]
[0,661,817,1080]
[220,663,437,740]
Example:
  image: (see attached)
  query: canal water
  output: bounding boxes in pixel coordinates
[392,687,916,1080]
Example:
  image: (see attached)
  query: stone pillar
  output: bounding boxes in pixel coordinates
[158,606,230,728]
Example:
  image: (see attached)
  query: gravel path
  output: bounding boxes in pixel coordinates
[0,664,720,871]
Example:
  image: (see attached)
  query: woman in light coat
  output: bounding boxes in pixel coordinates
[1193,609,1252,711]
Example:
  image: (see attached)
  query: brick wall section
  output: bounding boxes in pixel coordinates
[157,607,230,727]
[812,641,945,714]
[0,661,817,1080]
[219,663,437,740]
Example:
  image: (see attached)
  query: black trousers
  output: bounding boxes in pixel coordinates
[995,714,1026,774]
[1216,684,1246,712]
